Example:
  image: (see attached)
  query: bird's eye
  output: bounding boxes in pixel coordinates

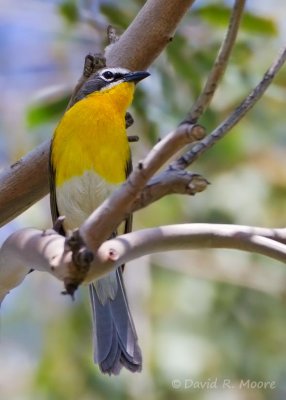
[102,71,114,80]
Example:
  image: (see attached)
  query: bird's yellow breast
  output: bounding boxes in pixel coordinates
[51,81,135,187]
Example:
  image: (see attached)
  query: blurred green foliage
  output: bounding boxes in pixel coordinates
[193,4,278,35]
[2,0,286,399]
[27,94,71,129]
[59,0,80,25]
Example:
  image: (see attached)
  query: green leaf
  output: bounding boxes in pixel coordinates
[26,95,70,129]
[194,5,277,36]
[58,0,79,25]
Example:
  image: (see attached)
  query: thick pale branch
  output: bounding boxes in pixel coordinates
[0,229,66,301]
[186,0,245,123]
[92,224,286,281]
[0,0,195,227]
[1,224,286,301]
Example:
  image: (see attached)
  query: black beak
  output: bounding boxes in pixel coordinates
[124,71,150,83]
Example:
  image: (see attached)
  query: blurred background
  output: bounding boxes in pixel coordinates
[1,0,286,399]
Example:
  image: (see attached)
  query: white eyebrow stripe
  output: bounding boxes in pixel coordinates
[99,67,130,76]
[97,67,132,91]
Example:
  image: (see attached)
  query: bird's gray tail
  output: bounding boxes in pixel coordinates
[89,268,142,375]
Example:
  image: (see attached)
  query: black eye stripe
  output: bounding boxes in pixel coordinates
[114,72,123,80]
[72,70,130,100]
[102,70,124,81]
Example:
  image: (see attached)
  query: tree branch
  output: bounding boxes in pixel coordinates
[131,170,209,212]
[0,123,207,299]
[105,0,196,70]
[80,124,205,251]
[1,1,285,304]
[93,224,286,278]
[1,223,286,302]
[0,0,196,227]
[0,141,50,226]
[173,44,286,169]
[185,0,246,123]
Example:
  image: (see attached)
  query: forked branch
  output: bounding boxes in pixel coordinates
[173,45,286,169]
[81,124,206,251]
[0,0,196,227]
[1,224,286,302]
[1,1,286,302]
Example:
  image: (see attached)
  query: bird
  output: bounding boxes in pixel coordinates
[49,67,150,375]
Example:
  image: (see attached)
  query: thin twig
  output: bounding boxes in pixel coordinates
[185,0,246,123]
[173,45,286,169]
[131,170,209,212]
[107,25,120,44]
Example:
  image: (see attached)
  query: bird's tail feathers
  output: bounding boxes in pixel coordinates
[89,268,142,375]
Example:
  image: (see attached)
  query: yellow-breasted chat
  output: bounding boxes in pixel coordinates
[49,67,150,375]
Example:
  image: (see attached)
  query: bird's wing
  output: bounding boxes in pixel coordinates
[49,138,62,228]
[124,154,133,235]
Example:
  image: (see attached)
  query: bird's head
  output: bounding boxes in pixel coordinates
[74,67,150,107]
[95,67,150,91]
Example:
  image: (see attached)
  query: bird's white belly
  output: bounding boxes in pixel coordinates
[56,170,120,231]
